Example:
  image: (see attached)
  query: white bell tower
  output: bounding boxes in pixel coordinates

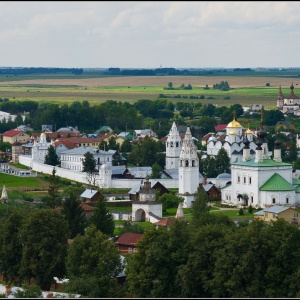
[178,126,199,208]
[165,121,182,169]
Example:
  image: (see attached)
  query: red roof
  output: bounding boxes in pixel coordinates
[214,124,227,131]
[115,232,144,246]
[154,217,175,227]
[47,132,81,139]
[3,129,23,137]
[80,203,95,211]
[53,140,77,149]
[55,137,104,144]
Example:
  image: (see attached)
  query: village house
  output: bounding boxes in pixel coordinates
[80,189,103,203]
[254,205,300,225]
[2,129,31,144]
[115,232,144,255]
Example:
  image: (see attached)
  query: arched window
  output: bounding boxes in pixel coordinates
[185,160,189,167]
[176,142,179,147]
[170,142,173,147]
[192,160,195,167]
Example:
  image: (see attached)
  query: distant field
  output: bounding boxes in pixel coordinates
[0,75,298,108]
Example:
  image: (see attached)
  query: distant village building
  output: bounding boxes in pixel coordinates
[276,83,300,116]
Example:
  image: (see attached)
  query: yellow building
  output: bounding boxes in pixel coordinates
[2,129,30,144]
[254,205,299,225]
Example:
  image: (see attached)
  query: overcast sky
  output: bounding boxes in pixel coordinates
[1,1,300,69]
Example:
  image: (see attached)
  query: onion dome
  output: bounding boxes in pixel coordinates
[243,137,250,149]
[40,132,46,137]
[256,139,262,150]
[227,118,242,128]
[245,128,253,134]
[274,139,281,149]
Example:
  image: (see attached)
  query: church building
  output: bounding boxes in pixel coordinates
[221,124,300,209]
[206,115,256,163]
[276,83,300,116]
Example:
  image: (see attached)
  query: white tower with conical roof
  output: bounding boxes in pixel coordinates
[165,121,182,169]
[178,126,199,208]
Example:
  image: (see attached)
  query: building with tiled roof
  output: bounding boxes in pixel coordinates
[46,131,82,140]
[2,129,31,144]
[115,232,144,254]
[221,124,300,209]
[154,217,175,228]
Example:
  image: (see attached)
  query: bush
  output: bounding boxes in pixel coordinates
[238,208,244,215]
[248,205,253,214]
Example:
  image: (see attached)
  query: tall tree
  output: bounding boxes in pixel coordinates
[20,209,70,290]
[65,225,124,298]
[44,144,60,166]
[88,196,115,236]
[126,221,190,298]
[215,148,231,174]
[0,210,24,285]
[127,136,160,166]
[61,191,86,239]
[191,187,210,227]
[120,138,132,153]
[45,167,61,208]
[82,151,96,173]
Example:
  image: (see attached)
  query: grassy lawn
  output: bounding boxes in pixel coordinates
[0,173,48,189]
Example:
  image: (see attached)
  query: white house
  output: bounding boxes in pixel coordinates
[60,146,113,171]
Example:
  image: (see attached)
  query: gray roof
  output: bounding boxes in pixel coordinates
[163,168,179,179]
[254,206,290,215]
[216,173,231,179]
[112,165,126,175]
[163,168,203,180]
[61,146,111,156]
[202,183,214,192]
[80,189,98,198]
[263,206,290,214]
[127,167,152,178]
[128,179,160,194]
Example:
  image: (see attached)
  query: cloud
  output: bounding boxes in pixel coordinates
[0,1,300,68]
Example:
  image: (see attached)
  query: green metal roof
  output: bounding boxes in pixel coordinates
[293,178,300,185]
[296,185,300,193]
[232,158,292,168]
[259,173,295,191]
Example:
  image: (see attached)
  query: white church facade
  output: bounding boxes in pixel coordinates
[206,117,257,163]
[221,125,300,209]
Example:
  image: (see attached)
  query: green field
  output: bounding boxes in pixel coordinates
[0,71,297,109]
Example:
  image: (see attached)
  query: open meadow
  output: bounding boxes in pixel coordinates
[0,74,298,109]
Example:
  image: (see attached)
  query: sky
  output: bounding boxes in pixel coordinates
[1,1,300,69]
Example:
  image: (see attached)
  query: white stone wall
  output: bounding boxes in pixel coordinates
[19,155,179,189]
